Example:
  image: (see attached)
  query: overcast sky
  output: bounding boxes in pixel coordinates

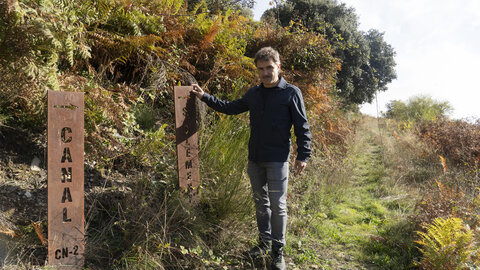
[253,1,480,120]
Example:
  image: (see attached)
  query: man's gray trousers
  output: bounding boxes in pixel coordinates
[247,160,289,249]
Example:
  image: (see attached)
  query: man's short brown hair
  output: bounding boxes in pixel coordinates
[254,47,280,65]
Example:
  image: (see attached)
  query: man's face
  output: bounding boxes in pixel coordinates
[256,59,280,87]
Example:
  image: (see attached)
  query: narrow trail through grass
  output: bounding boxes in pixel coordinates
[317,118,417,269]
[288,117,419,269]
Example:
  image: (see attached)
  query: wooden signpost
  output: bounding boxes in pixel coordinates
[47,91,85,269]
[174,86,200,198]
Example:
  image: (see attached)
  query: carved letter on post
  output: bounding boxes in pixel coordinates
[47,91,84,269]
[174,86,200,199]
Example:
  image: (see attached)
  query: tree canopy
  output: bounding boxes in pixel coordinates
[262,0,397,105]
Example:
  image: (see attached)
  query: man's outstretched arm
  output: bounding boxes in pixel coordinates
[191,84,249,115]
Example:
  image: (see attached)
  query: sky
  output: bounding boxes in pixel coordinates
[253,0,480,120]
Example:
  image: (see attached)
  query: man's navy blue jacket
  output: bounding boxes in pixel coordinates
[200,77,311,163]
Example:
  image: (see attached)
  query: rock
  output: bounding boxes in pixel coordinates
[25,191,32,198]
[30,156,41,171]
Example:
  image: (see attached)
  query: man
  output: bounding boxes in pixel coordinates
[191,47,311,270]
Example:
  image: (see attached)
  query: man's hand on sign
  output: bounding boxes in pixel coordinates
[191,84,204,99]
[294,160,307,176]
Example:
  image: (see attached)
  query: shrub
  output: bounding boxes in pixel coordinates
[413,180,480,239]
[384,95,452,125]
[417,118,480,170]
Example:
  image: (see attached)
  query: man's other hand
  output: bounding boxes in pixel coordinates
[191,84,204,99]
[294,160,307,176]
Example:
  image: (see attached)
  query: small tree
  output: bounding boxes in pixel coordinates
[384,95,452,123]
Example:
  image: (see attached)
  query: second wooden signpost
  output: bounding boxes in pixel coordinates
[174,86,200,200]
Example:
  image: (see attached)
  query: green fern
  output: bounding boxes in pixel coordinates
[65,35,74,66]
[415,217,478,270]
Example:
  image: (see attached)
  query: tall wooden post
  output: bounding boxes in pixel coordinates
[47,91,85,269]
[174,86,200,199]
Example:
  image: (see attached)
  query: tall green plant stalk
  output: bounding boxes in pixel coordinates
[199,112,253,223]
